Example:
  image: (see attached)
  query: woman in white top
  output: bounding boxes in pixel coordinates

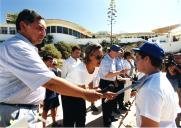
[62,43,117,127]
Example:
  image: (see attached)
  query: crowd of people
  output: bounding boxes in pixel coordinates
[0,9,180,128]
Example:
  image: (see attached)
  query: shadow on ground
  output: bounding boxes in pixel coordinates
[86,116,104,127]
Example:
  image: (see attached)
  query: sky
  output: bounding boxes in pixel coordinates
[0,0,181,33]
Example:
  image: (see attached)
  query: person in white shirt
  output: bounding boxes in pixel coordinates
[123,51,136,106]
[116,49,129,111]
[62,43,117,127]
[0,9,102,127]
[133,42,179,127]
[61,46,81,78]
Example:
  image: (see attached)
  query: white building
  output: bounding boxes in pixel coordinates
[148,24,181,53]
[2,19,180,47]
[0,24,16,43]
[0,19,94,43]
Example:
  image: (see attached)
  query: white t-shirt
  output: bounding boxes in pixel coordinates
[61,56,81,78]
[0,33,55,105]
[136,72,179,127]
[65,62,98,87]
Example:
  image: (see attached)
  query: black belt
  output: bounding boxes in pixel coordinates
[0,102,38,109]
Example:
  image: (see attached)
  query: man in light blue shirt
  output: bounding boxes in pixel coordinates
[0,9,102,127]
[99,45,126,127]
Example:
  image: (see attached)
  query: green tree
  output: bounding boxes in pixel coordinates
[55,42,76,59]
[107,0,117,44]
[43,35,54,44]
[6,14,18,24]
[40,44,61,59]
[36,35,54,51]
[100,40,111,53]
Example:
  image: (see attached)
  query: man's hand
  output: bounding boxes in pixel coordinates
[103,91,118,100]
[119,68,130,74]
[141,116,159,127]
[168,65,177,76]
[83,89,103,102]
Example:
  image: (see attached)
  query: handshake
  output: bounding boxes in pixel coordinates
[119,68,130,75]
[83,88,118,103]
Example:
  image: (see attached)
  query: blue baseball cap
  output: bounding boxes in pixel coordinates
[132,42,164,60]
[110,44,121,52]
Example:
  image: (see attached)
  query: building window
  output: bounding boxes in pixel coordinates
[0,27,8,34]
[57,26,63,33]
[73,30,77,37]
[9,27,16,34]
[77,32,81,38]
[72,30,81,38]
[46,27,50,34]
[51,26,56,33]
[69,29,73,35]
[63,27,68,34]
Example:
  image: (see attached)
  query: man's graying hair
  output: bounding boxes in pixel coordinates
[16,9,44,31]
[83,43,102,64]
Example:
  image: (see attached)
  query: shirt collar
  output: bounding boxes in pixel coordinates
[70,56,79,62]
[16,33,38,52]
[16,33,32,44]
[105,54,114,61]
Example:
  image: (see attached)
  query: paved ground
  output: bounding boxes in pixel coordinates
[35,96,136,128]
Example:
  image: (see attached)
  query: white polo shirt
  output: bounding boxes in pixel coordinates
[65,62,98,87]
[61,56,81,78]
[136,72,179,127]
[0,33,55,105]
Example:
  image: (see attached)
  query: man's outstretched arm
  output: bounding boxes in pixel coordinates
[43,76,103,102]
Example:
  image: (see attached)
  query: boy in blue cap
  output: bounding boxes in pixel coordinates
[133,42,179,127]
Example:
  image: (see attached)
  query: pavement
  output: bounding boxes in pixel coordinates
[35,96,136,128]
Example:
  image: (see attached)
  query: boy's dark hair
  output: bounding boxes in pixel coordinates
[16,9,43,31]
[124,51,131,59]
[72,46,81,52]
[43,55,53,61]
[138,51,162,69]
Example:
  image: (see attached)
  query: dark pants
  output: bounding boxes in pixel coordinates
[61,95,86,127]
[99,79,115,126]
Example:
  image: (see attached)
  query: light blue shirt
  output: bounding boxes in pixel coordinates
[99,54,117,81]
[0,33,55,105]
[116,57,125,71]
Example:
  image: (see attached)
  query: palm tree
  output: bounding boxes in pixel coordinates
[107,0,117,44]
